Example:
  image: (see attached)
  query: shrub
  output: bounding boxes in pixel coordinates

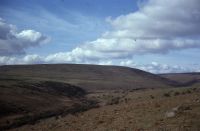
[174,91,180,96]
[192,87,197,91]
[163,92,170,97]
[124,98,128,103]
[186,89,192,94]
[150,95,155,99]
[182,91,186,95]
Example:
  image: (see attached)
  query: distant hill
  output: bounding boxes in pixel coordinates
[0,64,177,91]
[160,73,200,87]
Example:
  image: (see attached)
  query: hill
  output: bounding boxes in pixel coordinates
[0,64,177,91]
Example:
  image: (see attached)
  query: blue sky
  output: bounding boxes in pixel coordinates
[0,0,200,73]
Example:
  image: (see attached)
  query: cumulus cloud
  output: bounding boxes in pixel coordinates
[107,0,200,38]
[22,54,43,64]
[0,18,50,56]
[100,0,200,54]
[0,54,42,65]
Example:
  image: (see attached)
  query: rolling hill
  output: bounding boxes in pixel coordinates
[0,64,177,91]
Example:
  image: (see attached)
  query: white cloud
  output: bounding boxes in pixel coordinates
[23,54,42,64]
[93,0,200,56]
[98,60,113,65]
[107,0,200,38]
[0,56,17,65]
[15,30,45,43]
[0,18,50,56]
[120,60,137,67]
[0,54,42,65]
[44,52,73,63]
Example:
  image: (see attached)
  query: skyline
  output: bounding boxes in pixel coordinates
[0,0,200,73]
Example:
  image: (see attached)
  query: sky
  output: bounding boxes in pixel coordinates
[0,0,200,73]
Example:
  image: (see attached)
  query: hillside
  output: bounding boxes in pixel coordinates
[0,79,96,130]
[0,64,177,91]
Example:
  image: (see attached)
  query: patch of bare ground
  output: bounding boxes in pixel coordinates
[10,86,200,131]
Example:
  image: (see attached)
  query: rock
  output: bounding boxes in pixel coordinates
[165,111,175,118]
[165,106,180,118]
[172,106,179,112]
[195,99,200,103]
